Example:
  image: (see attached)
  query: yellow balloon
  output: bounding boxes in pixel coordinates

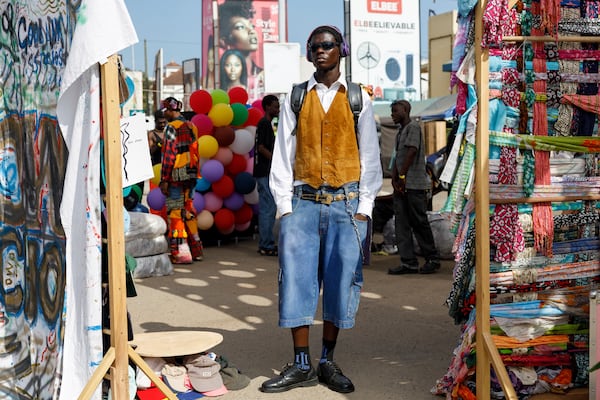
[198,135,219,158]
[150,164,161,186]
[208,103,234,127]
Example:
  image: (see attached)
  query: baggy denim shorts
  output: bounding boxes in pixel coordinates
[277,183,367,329]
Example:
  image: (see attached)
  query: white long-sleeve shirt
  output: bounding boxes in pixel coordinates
[269,74,383,217]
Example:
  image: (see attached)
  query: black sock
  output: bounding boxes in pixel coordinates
[320,339,336,364]
[294,346,311,370]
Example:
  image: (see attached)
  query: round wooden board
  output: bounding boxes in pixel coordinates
[130,331,223,357]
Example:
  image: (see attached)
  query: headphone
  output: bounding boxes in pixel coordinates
[161,97,182,111]
[306,25,349,62]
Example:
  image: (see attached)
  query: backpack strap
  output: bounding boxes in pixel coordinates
[290,81,308,136]
[347,82,363,145]
[289,80,363,143]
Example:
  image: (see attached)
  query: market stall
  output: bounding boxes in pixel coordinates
[434,0,600,398]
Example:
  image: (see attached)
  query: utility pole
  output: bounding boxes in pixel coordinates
[144,39,150,113]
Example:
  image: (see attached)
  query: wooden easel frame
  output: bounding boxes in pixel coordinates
[77,55,177,400]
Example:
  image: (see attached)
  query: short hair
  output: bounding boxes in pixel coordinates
[262,94,278,110]
[154,109,165,120]
[391,99,411,114]
[218,0,255,37]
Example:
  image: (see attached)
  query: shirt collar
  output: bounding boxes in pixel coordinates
[306,73,347,92]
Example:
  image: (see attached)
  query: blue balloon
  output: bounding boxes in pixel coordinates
[234,172,256,194]
[196,177,211,192]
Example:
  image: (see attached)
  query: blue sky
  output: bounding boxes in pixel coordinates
[121,0,456,72]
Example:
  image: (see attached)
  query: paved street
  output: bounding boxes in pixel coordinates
[128,217,460,399]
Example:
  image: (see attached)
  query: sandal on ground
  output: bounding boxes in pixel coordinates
[258,248,278,256]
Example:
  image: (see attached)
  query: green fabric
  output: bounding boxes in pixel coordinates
[523,150,535,197]
[125,253,137,297]
[490,130,600,153]
[125,253,137,272]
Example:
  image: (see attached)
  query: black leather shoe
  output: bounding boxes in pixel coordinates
[420,260,441,274]
[317,360,355,393]
[260,363,318,393]
[388,265,418,275]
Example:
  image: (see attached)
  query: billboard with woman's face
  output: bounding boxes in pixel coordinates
[202,0,280,102]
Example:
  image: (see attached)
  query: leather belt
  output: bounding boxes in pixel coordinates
[298,191,358,205]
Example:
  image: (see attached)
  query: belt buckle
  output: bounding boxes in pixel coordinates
[317,193,333,205]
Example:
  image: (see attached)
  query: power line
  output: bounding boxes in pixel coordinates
[140,39,201,46]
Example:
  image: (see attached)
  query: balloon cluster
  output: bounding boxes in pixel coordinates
[147,87,264,234]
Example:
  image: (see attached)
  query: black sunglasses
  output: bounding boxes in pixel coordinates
[310,41,338,52]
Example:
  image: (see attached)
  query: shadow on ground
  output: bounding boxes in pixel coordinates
[128,225,459,400]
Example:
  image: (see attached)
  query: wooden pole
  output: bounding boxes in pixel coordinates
[474,1,492,398]
[78,55,177,400]
[100,53,129,399]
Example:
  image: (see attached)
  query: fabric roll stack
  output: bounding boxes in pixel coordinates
[433,0,600,398]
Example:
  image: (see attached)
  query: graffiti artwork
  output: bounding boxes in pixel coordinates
[0,0,74,397]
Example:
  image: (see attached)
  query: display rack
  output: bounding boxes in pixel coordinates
[472,1,600,399]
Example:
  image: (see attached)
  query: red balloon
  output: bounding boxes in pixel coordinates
[251,99,263,113]
[213,126,235,146]
[245,107,264,127]
[190,90,213,114]
[234,203,253,224]
[211,175,235,198]
[227,154,247,175]
[218,225,235,235]
[228,87,249,105]
[214,208,235,231]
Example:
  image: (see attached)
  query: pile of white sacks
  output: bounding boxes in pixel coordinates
[125,212,173,278]
[382,211,456,259]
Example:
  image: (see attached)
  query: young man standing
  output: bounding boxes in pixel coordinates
[262,26,382,394]
[159,97,204,263]
[253,94,280,256]
[147,109,167,166]
[387,100,440,275]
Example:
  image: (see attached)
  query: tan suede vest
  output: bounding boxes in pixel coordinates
[294,88,360,188]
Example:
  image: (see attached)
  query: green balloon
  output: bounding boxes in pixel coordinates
[211,89,230,105]
[230,103,249,126]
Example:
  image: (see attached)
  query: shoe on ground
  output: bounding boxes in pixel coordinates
[388,265,418,275]
[171,243,192,264]
[382,244,398,255]
[419,260,441,274]
[260,363,318,393]
[258,247,278,256]
[317,360,355,393]
[188,238,204,261]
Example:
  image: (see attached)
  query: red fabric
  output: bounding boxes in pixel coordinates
[137,386,168,400]
[540,0,560,37]
[532,52,554,257]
